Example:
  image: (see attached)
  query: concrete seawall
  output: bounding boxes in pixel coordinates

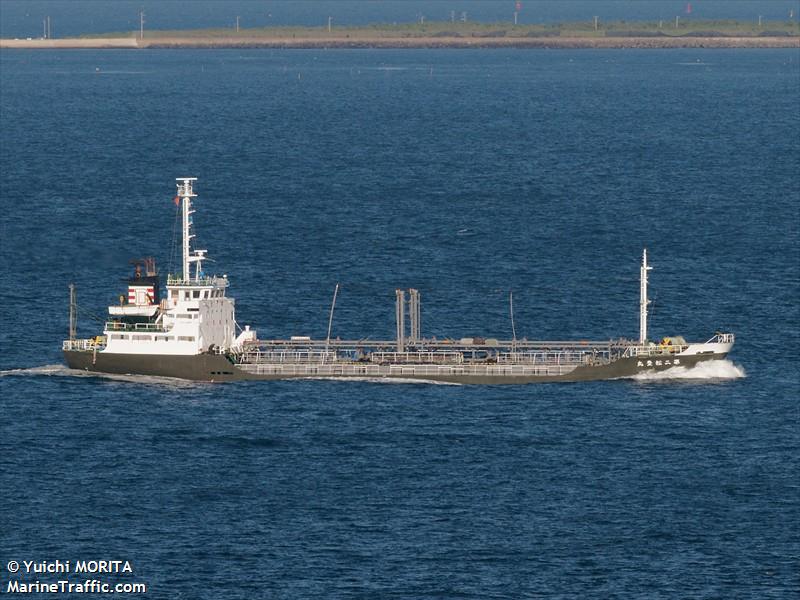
[1,38,138,49]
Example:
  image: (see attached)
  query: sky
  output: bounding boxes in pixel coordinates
[1,0,798,38]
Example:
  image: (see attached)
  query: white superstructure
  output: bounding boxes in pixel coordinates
[98,178,243,356]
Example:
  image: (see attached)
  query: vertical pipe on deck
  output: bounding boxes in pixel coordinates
[68,283,77,340]
[395,289,406,353]
[409,288,420,344]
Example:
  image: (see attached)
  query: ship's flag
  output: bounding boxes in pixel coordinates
[516,1,522,11]
[174,195,180,206]
[686,2,692,14]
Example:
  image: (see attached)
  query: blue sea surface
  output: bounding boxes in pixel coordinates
[1,48,798,598]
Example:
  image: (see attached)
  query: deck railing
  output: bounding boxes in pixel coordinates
[166,275,229,287]
[104,322,166,332]
[369,351,465,364]
[497,350,610,365]
[62,338,105,351]
[707,333,735,344]
[233,348,608,367]
[236,362,578,378]
[621,332,734,358]
[622,344,687,358]
[238,349,337,364]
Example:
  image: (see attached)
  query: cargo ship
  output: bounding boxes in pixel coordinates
[63,178,734,383]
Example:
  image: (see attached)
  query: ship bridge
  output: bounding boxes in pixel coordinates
[97,178,238,356]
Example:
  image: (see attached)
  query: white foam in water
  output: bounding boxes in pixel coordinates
[0,364,72,377]
[1,366,459,386]
[2,362,744,386]
[630,359,746,382]
[0,364,201,387]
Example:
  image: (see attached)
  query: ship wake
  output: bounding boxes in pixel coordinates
[0,364,201,387]
[629,359,745,382]
[0,364,70,377]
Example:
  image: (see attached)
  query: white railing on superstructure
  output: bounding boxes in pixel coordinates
[166,274,229,287]
[63,338,105,351]
[104,321,167,332]
[707,333,735,344]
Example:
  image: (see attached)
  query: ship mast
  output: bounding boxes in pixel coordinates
[68,283,77,340]
[639,248,652,344]
[176,177,202,282]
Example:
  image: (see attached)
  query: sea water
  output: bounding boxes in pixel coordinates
[1,49,797,598]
